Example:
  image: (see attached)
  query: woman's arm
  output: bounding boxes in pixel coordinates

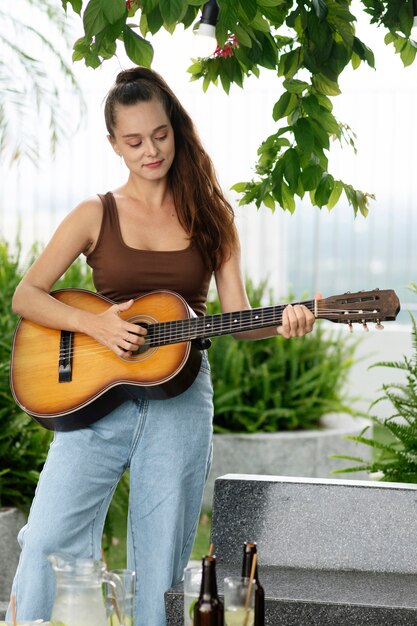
[214,238,316,340]
[12,197,145,357]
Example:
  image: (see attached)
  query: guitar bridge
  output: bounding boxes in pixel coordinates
[59,330,73,382]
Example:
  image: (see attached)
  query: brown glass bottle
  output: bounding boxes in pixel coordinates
[193,555,224,626]
[241,542,265,626]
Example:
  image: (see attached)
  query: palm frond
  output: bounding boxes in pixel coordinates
[0,1,85,164]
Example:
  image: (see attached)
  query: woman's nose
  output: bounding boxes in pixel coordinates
[144,138,158,156]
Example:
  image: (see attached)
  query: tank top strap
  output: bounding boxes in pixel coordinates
[97,191,120,236]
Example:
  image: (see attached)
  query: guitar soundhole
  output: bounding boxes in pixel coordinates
[134,322,149,355]
[121,317,157,363]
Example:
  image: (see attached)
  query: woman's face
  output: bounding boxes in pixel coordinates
[109,98,175,182]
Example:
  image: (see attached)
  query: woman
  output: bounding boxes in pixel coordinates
[8,67,316,625]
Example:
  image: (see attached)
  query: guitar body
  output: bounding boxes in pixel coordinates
[10,289,202,431]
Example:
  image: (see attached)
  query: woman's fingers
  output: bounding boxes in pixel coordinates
[280,304,316,338]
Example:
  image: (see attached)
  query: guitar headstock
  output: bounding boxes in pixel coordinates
[318,289,400,331]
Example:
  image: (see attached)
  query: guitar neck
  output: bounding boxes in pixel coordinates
[146,300,315,347]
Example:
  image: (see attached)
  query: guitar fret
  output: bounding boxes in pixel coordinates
[149,302,304,346]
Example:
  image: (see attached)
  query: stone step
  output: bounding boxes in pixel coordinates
[166,564,417,626]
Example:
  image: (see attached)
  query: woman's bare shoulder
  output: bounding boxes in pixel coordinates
[62,195,105,255]
[71,194,104,217]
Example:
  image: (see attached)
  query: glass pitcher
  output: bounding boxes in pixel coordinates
[48,553,109,626]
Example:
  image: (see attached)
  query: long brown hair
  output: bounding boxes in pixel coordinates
[104,67,237,271]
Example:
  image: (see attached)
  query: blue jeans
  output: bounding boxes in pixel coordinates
[7,352,213,626]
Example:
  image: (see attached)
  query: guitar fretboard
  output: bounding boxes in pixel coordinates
[145,301,314,347]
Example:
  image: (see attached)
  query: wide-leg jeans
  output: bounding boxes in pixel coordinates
[7,352,213,626]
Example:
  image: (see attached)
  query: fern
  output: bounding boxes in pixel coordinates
[333,286,417,483]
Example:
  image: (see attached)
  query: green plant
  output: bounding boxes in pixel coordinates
[333,283,417,482]
[0,241,93,510]
[207,279,358,433]
[61,0,417,216]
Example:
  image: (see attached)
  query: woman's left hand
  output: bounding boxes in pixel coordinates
[278,293,322,339]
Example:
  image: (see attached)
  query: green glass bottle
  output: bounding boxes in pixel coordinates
[194,555,224,626]
[241,542,265,626]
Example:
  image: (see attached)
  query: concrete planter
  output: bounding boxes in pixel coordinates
[202,414,369,509]
[0,507,26,612]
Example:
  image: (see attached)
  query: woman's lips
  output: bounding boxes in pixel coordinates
[144,160,163,168]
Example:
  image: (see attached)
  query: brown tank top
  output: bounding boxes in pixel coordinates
[86,192,212,315]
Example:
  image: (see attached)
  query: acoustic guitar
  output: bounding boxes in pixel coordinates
[10,288,400,431]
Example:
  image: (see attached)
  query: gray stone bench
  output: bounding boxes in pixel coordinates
[165,474,417,625]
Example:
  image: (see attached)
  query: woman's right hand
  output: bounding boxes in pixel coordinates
[88,299,148,357]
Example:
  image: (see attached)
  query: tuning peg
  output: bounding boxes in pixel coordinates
[362,321,369,332]
[375,319,384,330]
[348,321,353,333]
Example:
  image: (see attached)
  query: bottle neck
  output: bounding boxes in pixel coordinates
[200,556,218,599]
[242,544,259,582]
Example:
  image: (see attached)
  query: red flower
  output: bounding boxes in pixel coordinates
[212,34,239,59]
[126,0,141,10]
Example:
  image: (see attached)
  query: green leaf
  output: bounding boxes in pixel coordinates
[238,0,257,22]
[272,92,297,121]
[257,0,283,5]
[96,30,117,59]
[123,26,154,67]
[181,5,199,29]
[399,2,413,36]
[384,32,395,45]
[283,78,310,94]
[234,24,253,48]
[329,15,354,47]
[147,6,164,34]
[220,70,231,94]
[312,0,328,21]
[249,12,270,33]
[319,110,339,135]
[400,41,417,67]
[218,2,238,31]
[281,181,296,213]
[101,0,126,24]
[72,35,91,61]
[85,49,101,68]
[139,12,149,36]
[293,118,314,157]
[301,164,323,191]
[312,73,341,96]
[257,33,278,69]
[160,0,184,25]
[315,173,334,207]
[283,148,300,190]
[83,0,108,38]
[231,182,248,193]
[352,37,375,68]
[351,51,361,70]
[142,0,160,9]
[263,193,276,211]
[278,49,300,78]
[301,94,320,117]
[62,0,82,14]
[326,179,343,209]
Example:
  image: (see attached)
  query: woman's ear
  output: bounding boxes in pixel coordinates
[107,134,121,156]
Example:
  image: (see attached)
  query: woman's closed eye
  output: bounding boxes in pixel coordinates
[128,134,167,149]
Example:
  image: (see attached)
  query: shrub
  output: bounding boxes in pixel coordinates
[207,279,358,433]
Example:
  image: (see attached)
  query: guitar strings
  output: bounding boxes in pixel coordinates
[53,306,381,359]
[55,308,380,358]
